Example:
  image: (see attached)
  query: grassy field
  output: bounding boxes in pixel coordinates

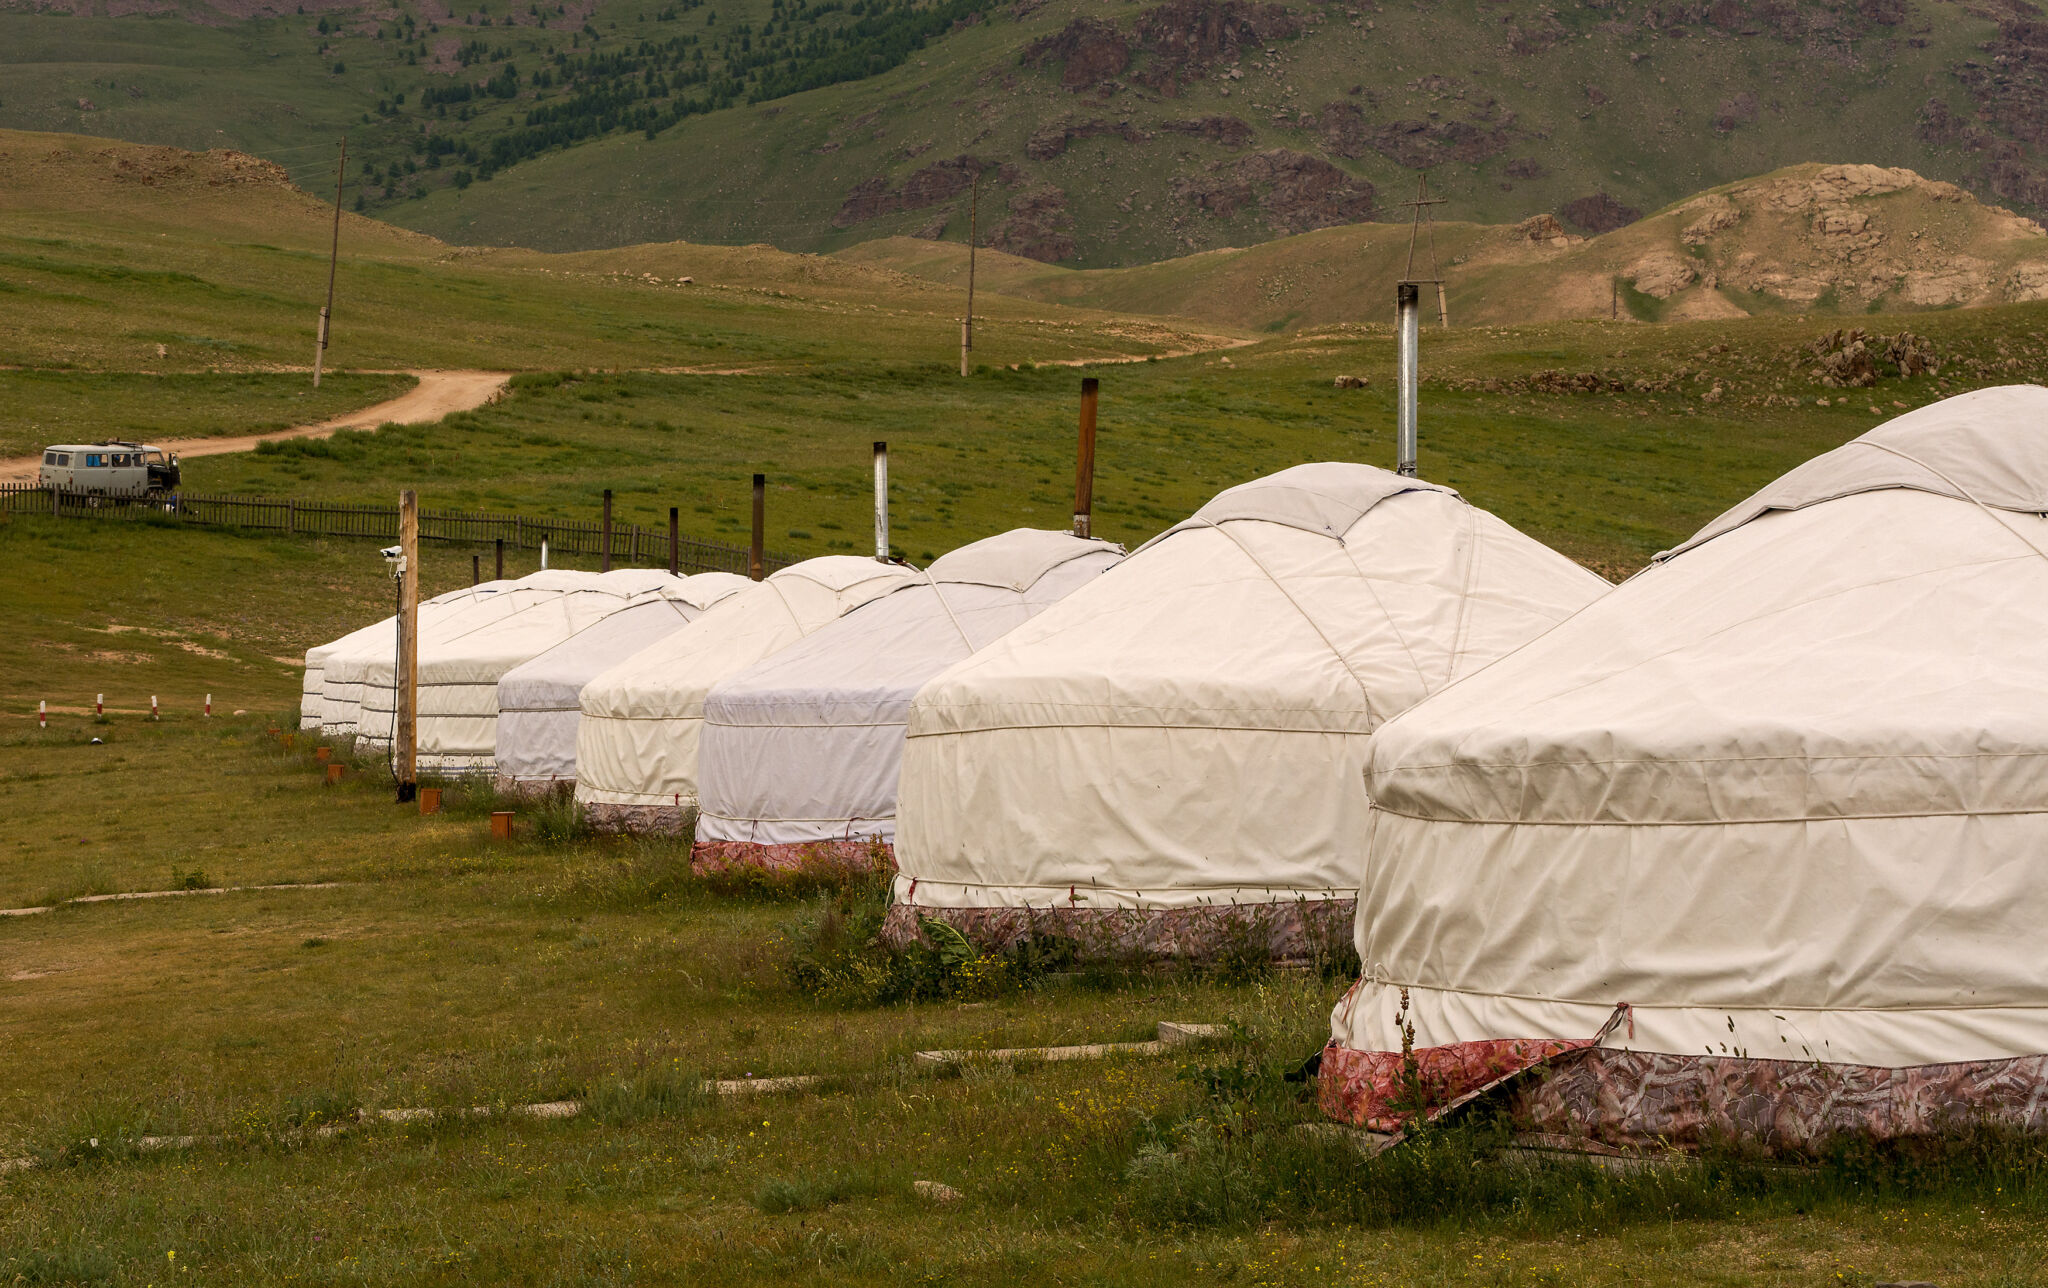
[0,372,415,461]
[2,557,2045,1284]
[8,126,2048,1286]
[153,302,2048,577]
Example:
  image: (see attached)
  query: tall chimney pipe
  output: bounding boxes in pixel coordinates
[1396,282,1420,478]
[600,488,613,572]
[1073,377,1098,539]
[668,506,679,576]
[873,441,890,561]
[750,474,765,582]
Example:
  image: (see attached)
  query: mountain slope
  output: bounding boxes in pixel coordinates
[5,0,2048,270]
[834,162,2048,329]
[0,128,1224,370]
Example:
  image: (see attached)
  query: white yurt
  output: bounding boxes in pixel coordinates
[574,555,920,833]
[889,462,1610,960]
[693,529,1123,875]
[494,571,752,790]
[337,570,594,745]
[300,583,505,730]
[315,579,542,736]
[1324,386,2048,1152]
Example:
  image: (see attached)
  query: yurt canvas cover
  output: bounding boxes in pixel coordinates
[300,583,503,730]
[693,529,1123,873]
[574,555,919,833]
[348,571,596,749]
[1324,386,2048,1152]
[495,572,751,788]
[890,463,1610,959]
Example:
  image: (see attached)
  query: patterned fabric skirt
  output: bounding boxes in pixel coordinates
[881,897,1357,966]
[1319,1038,2048,1152]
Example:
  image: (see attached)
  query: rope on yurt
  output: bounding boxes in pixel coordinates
[1206,519,1382,724]
[918,570,976,653]
[1855,438,2048,566]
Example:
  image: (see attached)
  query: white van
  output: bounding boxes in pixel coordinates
[39,441,181,498]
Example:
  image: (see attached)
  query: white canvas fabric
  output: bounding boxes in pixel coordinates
[349,570,596,749]
[356,570,731,770]
[574,556,921,813]
[893,462,1611,917]
[495,572,752,785]
[696,530,1123,847]
[1332,385,2048,1069]
[310,582,513,734]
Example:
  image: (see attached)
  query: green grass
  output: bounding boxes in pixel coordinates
[148,303,2048,577]
[0,371,414,460]
[5,442,2048,1281]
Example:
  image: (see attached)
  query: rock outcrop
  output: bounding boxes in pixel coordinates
[1172,148,1375,232]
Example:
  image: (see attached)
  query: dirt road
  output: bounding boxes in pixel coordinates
[0,369,511,485]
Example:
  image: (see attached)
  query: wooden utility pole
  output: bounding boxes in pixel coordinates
[749,473,765,581]
[1073,377,1098,539]
[961,175,979,378]
[668,506,679,575]
[600,489,614,572]
[396,488,419,803]
[1395,173,1450,328]
[314,136,347,388]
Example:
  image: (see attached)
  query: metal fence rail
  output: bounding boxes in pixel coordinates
[0,485,791,577]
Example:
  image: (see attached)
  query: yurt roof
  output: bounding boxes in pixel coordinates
[922,528,1123,593]
[1663,384,2048,560]
[768,553,920,594]
[1139,462,1457,549]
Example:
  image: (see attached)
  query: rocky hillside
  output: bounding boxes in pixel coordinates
[836,163,2048,328]
[5,0,2048,269]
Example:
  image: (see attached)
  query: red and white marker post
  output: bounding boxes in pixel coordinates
[205,694,213,718]
[151,695,159,721]
[95,693,104,716]
[38,700,47,730]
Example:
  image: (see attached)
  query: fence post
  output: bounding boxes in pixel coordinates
[288,499,297,535]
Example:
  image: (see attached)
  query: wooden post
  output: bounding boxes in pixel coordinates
[749,473,765,582]
[396,488,419,803]
[1073,377,1099,539]
[600,488,613,572]
[314,135,346,389]
[494,537,504,580]
[668,506,679,575]
[961,174,978,378]
[472,552,480,586]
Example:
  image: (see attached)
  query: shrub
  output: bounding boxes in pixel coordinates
[778,863,1071,1007]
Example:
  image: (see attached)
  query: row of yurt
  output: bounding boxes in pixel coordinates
[317,576,577,737]
[300,581,510,730]
[353,569,747,771]
[1321,385,2048,1152]
[573,556,923,832]
[494,572,749,789]
[692,527,1124,873]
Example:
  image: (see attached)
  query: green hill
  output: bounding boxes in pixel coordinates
[3,0,2046,268]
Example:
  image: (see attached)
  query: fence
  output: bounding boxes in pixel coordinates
[0,485,793,578]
